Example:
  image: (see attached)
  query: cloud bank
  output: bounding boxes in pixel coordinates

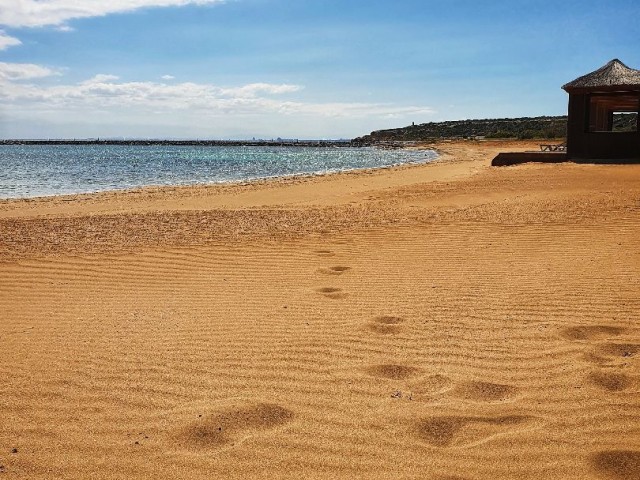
[0,68,432,120]
[0,0,225,28]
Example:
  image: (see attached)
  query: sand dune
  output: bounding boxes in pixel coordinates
[0,141,639,479]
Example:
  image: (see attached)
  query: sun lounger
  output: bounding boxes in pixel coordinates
[540,142,566,152]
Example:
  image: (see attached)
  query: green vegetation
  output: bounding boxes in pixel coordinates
[356,113,638,144]
[356,116,568,143]
[612,112,638,132]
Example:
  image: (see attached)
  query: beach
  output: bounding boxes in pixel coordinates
[1,140,639,479]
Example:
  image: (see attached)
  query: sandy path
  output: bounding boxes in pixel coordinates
[1,141,639,479]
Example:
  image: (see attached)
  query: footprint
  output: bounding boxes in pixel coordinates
[368,316,404,334]
[588,371,633,392]
[316,287,347,299]
[365,364,419,380]
[318,266,351,275]
[595,343,640,359]
[415,416,466,447]
[590,450,640,479]
[452,381,518,402]
[561,325,627,341]
[584,343,640,366]
[414,415,533,448]
[173,402,294,452]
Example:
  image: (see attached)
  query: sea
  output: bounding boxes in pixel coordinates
[0,144,438,199]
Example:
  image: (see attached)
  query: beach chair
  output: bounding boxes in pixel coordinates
[540,142,566,152]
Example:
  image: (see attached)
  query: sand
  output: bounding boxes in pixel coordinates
[0,140,638,479]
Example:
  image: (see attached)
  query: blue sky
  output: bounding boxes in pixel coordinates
[0,0,639,139]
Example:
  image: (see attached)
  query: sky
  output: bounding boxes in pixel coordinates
[0,0,639,139]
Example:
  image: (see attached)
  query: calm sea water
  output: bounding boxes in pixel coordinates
[0,144,437,199]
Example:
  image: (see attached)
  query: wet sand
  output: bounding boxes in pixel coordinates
[1,140,639,479]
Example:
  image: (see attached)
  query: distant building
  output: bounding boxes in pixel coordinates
[563,59,640,160]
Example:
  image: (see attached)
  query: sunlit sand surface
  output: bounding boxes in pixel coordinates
[1,141,638,479]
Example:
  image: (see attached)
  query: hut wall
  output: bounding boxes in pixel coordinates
[566,94,587,158]
[567,93,640,160]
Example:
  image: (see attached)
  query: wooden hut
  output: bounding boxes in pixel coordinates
[563,59,640,160]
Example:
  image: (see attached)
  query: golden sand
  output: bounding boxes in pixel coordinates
[1,141,639,479]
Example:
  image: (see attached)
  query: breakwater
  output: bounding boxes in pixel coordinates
[0,139,366,147]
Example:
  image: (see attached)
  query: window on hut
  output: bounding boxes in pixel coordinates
[588,94,639,132]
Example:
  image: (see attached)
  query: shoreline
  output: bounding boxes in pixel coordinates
[0,141,494,224]
[0,145,440,203]
[0,143,436,203]
[0,139,610,258]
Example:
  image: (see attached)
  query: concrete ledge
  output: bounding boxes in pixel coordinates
[492,152,567,166]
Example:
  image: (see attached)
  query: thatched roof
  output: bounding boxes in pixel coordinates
[563,59,640,92]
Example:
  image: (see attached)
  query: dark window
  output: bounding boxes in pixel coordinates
[588,94,639,132]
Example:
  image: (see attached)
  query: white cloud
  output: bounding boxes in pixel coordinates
[220,83,303,98]
[0,68,434,137]
[82,74,121,84]
[0,71,303,111]
[0,0,225,28]
[0,73,432,118]
[0,30,21,50]
[161,74,175,80]
[0,62,60,80]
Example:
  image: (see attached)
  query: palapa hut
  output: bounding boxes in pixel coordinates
[563,59,640,160]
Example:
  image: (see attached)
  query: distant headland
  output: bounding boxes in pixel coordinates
[355,114,636,143]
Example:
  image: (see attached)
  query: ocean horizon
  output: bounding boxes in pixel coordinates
[0,144,437,199]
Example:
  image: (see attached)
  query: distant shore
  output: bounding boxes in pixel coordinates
[0,138,368,147]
